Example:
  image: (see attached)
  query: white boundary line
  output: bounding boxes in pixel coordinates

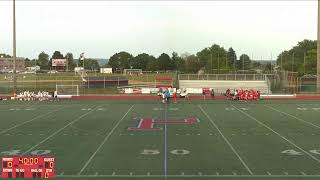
[198,105,253,175]
[0,106,64,135]
[232,105,320,164]
[56,174,320,178]
[78,105,135,175]
[22,106,100,155]
[265,105,320,130]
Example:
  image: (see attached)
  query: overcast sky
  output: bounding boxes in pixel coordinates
[0,0,317,60]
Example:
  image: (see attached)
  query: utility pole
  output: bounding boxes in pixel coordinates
[292,52,295,73]
[242,56,244,74]
[270,53,273,74]
[225,53,227,73]
[217,53,220,74]
[303,52,306,75]
[13,0,17,95]
[233,54,236,73]
[210,53,212,74]
[317,0,320,92]
[280,54,283,71]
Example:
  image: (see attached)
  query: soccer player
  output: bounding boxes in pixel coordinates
[172,92,177,103]
[165,90,171,103]
[162,92,166,103]
[211,89,215,99]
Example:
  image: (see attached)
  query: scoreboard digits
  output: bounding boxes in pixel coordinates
[2,156,55,179]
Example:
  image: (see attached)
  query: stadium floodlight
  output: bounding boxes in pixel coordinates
[80,52,85,69]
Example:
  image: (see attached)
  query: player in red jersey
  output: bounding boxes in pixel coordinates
[172,92,177,103]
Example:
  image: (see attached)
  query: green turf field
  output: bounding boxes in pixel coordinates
[1,100,320,180]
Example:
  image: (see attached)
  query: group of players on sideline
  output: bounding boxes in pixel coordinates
[225,89,261,101]
[159,88,261,103]
[13,90,58,101]
[0,88,261,102]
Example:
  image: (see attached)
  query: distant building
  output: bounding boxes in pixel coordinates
[0,57,25,72]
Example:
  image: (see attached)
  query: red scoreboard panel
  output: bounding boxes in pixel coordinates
[1,156,55,179]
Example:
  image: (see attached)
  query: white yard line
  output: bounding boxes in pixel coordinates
[22,106,99,155]
[55,174,320,178]
[164,103,168,177]
[78,105,135,175]
[232,105,320,164]
[0,106,64,135]
[265,105,320,129]
[198,105,253,175]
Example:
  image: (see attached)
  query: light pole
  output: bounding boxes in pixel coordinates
[317,0,320,92]
[13,0,17,95]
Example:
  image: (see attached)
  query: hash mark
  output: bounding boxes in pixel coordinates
[284,172,288,175]
[198,172,202,176]
[267,172,271,175]
[216,172,219,176]
[147,172,150,176]
[130,172,133,176]
[232,172,237,175]
[112,172,115,176]
[181,172,184,176]
[94,172,98,176]
[300,172,306,175]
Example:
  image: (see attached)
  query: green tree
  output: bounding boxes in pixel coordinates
[0,53,12,58]
[24,58,33,67]
[84,59,100,70]
[158,53,174,70]
[146,58,159,71]
[196,44,227,73]
[227,47,237,70]
[172,52,185,72]
[65,53,76,71]
[37,51,49,69]
[305,49,317,75]
[185,55,201,73]
[51,51,64,59]
[108,51,133,69]
[131,53,154,70]
[276,39,316,75]
[237,54,251,71]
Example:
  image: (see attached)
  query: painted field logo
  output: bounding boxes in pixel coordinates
[128,117,199,131]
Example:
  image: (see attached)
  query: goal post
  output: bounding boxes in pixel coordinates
[56,84,79,97]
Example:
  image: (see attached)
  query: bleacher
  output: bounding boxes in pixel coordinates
[178,74,272,94]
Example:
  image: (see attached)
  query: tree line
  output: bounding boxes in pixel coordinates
[106,44,273,74]
[276,39,317,76]
[25,51,99,71]
[19,39,319,75]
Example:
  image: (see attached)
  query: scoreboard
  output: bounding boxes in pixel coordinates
[2,156,55,179]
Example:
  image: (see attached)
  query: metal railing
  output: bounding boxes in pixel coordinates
[178,74,269,81]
